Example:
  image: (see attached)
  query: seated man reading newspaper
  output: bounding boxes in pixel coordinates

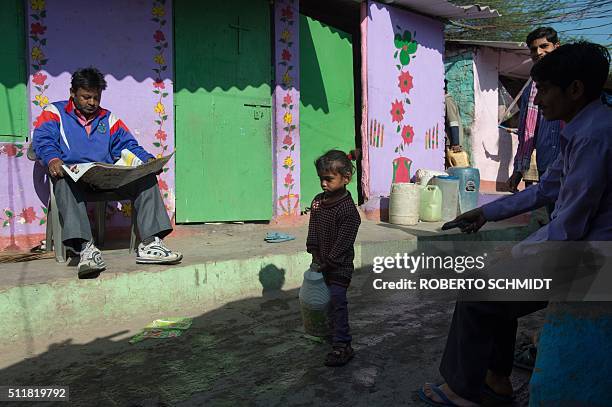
[33,67,182,278]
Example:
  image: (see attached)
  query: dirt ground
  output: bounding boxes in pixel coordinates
[0,265,545,407]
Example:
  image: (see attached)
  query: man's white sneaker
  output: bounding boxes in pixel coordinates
[77,241,106,279]
[136,236,183,264]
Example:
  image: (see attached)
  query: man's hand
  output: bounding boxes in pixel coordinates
[48,159,65,178]
[507,171,523,193]
[442,208,487,234]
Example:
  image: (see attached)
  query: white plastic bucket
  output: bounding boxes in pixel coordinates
[389,182,421,225]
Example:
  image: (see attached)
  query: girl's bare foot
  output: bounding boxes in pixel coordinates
[421,383,479,406]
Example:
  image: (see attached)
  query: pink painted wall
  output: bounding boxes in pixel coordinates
[273,0,301,218]
[365,1,445,198]
[0,0,174,249]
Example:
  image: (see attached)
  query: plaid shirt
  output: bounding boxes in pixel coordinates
[513,81,562,174]
[306,192,361,287]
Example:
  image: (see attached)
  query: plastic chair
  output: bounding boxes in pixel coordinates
[27,144,137,262]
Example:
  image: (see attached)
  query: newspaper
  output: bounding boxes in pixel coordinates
[62,151,173,190]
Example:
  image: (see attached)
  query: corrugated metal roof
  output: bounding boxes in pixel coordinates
[381,0,501,20]
[447,39,529,51]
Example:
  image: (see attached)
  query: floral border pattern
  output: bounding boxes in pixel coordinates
[0,0,53,229]
[30,0,50,113]
[275,0,300,216]
[150,0,173,213]
[390,26,418,183]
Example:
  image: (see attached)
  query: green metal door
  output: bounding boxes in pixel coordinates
[0,0,26,142]
[300,16,356,209]
[175,0,272,222]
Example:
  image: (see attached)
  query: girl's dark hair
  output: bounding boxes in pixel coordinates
[526,27,558,47]
[315,149,354,178]
[531,42,610,100]
[71,67,107,91]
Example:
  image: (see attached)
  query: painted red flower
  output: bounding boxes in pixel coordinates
[281,5,293,20]
[153,30,165,43]
[284,173,294,185]
[32,72,47,86]
[401,125,414,145]
[390,100,405,123]
[158,179,168,191]
[281,49,292,61]
[20,207,37,224]
[398,71,414,94]
[155,129,167,141]
[30,22,46,36]
[283,93,292,105]
[153,79,165,89]
[283,135,293,145]
[2,144,18,157]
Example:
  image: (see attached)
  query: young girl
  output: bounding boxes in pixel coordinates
[306,149,361,367]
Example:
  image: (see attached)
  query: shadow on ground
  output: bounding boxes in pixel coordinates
[0,265,544,406]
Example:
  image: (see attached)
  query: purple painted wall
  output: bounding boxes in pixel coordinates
[273,0,301,218]
[366,1,445,198]
[0,0,174,248]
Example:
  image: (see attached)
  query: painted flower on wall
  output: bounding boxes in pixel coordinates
[152,5,165,17]
[158,179,168,191]
[283,93,292,105]
[31,46,44,62]
[35,94,49,107]
[153,30,165,43]
[1,145,19,157]
[119,202,132,218]
[281,49,292,61]
[154,54,165,65]
[30,0,45,11]
[394,30,418,66]
[398,71,414,94]
[401,125,414,145]
[155,102,165,115]
[281,29,291,43]
[32,72,47,86]
[284,173,294,185]
[281,5,294,20]
[18,207,37,224]
[390,100,405,123]
[155,129,167,141]
[284,156,293,167]
[283,135,293,145]
[282,72,292,87]
[30,22,46,35]
[283,112,292,124]
[153,79,165,89]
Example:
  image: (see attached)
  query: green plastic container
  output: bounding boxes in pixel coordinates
[420,185,442,221]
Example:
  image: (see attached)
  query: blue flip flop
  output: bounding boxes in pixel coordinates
[265,232,296,243]
[418,383,460,406]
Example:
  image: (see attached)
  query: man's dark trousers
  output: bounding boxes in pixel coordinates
[440,301,547,402]
[53,174,172,245]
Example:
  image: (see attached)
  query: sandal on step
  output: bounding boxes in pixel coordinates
[324,343,354,367]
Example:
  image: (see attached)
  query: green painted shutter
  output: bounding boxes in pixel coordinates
[0,0,27,141]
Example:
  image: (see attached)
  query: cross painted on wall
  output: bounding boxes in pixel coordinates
[229,16,250,54]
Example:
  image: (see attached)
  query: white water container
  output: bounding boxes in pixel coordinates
[389,182,421,225]
[415,168,447,186]
[299,265,331,337]
[420,185,442,222]
[432,175,460,222]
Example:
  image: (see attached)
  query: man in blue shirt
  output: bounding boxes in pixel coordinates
[420,43,611,406]
[508,27,563,195]
[33,67,182,278]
